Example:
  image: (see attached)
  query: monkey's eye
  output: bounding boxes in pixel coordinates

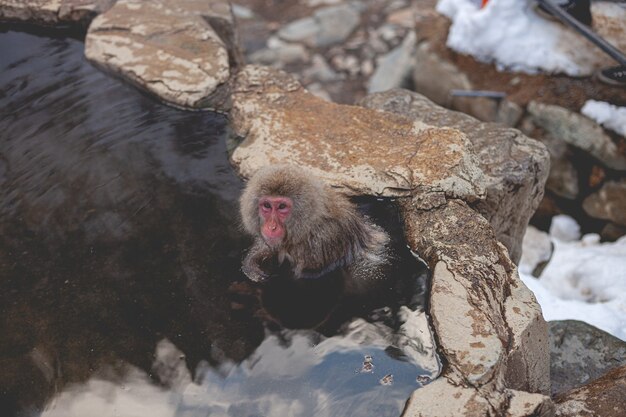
[262,202,271,209]
[278,203,286,210]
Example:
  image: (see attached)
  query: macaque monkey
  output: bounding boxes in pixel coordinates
[239,165,390,287]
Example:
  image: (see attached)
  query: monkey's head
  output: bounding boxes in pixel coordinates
[240,165,325,248]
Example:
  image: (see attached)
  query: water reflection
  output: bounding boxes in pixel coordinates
[0,29,440,417]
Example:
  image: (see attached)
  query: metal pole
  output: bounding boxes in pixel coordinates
[536,0,626,66]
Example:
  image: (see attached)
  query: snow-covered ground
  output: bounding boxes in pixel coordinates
[582,100,626,137]
[436,0,610,76]
[520,215,626,341]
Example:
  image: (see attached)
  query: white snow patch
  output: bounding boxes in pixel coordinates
[581,100,626,137]
[549,214,581,242]
[520,216,626,341]
[436,0,602,75]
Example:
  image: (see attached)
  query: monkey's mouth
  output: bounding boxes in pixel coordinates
[262,235,283,247]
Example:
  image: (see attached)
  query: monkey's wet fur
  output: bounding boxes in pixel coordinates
[240,165,390,290]
[237,165,427,330]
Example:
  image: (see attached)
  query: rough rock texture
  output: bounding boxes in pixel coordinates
[400,199,551,416]
[230,66,487,202]
[527,101,626,171]
[549,320,626,396]
[85,0,239,111]
[582,180,626,226]
[555,365,626,417]
[0,0,114,25]
[359,89,550,263]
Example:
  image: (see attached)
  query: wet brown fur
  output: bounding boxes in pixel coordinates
[240,165,389,281]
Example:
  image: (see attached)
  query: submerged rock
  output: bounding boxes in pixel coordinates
[85,0,239,111]
[0,0,114,25]
[359,89,549,263]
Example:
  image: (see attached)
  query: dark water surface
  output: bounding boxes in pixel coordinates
[0,29,439,417]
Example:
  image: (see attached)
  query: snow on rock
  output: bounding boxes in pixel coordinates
[520,216,626,341]
[436,0,610,76]
[581,100,626,138]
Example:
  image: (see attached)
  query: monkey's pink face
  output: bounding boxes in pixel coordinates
[259,196,293,245]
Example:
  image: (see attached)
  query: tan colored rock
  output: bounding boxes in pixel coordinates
[527,101,626,171]
[555,365,626,417]
[401,199,551,416]
[592,1,626,57]
[583,180,626,226]
[0,0,114,25]
[85,0,238,110]
[359,90,549,263]
[399,199,550,393]
[230,65,487,202]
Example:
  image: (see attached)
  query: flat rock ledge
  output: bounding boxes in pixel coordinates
[85,0,239,111]
[231,65,487,202]
[229,65,553,417]
[0,0,114,25]
[360,90,549,263]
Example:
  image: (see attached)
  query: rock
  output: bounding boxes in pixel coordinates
[359,89,549,263]
[85,0,239,111]
[411,42,520,125]
[230,66,487,202]
[303,54,341,83]
[0,0,114,25]
[400,199,551,416]
[591,1,626,60]
[583,180,626,226]
[248,40,309,67]
[231,3,255,20]
[527,102,626,171]
[368,30,416,93]
[304,82,332,102]
[412,42,471,107]
[555,365,626,417]
[277,3,361,48]
[520,115,579,199]
[549,320,626,396]
[601,222,626,241]
[519,226,552,277]
[277,16,318,44]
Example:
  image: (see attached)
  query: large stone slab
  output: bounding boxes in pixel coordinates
[230,65,487,202]
[0,0,114,25]
[85,0,239,111]
[360,90,549,263]
[400,199,551,416]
